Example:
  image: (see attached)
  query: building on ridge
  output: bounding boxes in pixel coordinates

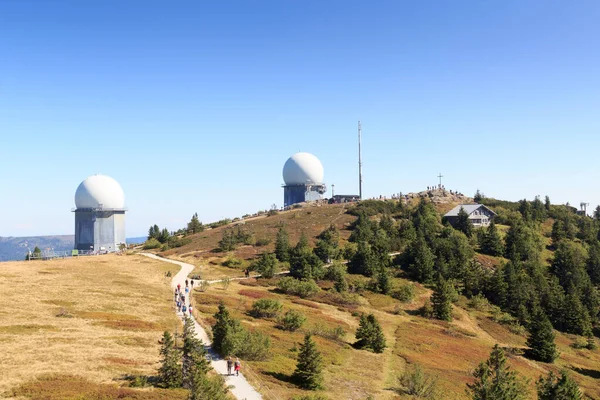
[443,204,496,227]
[73,174,127,253]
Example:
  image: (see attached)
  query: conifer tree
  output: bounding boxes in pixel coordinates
[212,302,232,354]
[275,226,290,262]
[253,251,279,279]
[158,331,182,388]
[545,195,551,211]
[159,228,170,244]
[314,224,340,262]
[536,370,582,400]
[479,220,504,256]
[182,317,209,388]
[467,344,528,400]
[405,235,435,283]
[432,274,453,321]
[334,270,348,293]
[348,241,376,276]
[355,313,386,353]
[456,206,474,237]
[561,287,593,335]
[525,306,558,363]
[292,334,323,390]
[376,266,391,295]
[189,372,229,400]
[187,213,204,234]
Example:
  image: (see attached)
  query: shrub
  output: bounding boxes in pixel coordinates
[250,299,283,318]
[223,256,243,268]
[236,329,271,361]
[420,300,434,318]
[291,395,329,400]
[143,238,161,249]
[252,252,279,279]
[397,364,440,398]
[308,323,346,342]
[277,277,320,298]
[219,278,231,291]
[255,237,272,246]
[392,283,415,303]
[468,294,490,311]
[278,309,306,331]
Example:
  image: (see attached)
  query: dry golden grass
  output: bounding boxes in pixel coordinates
[0,254,181,398]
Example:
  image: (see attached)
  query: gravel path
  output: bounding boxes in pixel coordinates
[140,253,263,400]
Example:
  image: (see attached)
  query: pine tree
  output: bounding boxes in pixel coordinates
[158,331,182,388]
[467,344,528,400]
[376,266,391,294]
[253,251,279,279]
[187,213,204,234]
[314,224,340,262]
[561,287,593,335]
[405,235,435,283]
[456,206,474,237]
[189,371,229,400]
[545,195,551,211]
[182,317,209,388]
[348,241,376,276]
[479,220,504,256]
[275,226,290,262]
[355,313,386,353]
[431,274,453,321]
[212,302,232,354]
[159,228,170,244]
[525,307,558,363]
[537,370,582,400]
[292,334,323,390]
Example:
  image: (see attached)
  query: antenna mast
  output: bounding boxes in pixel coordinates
[358,120,363,200]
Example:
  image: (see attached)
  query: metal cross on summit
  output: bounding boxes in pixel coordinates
[437,173,443,188]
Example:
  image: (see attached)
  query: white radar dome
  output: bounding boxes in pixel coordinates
[75,174,125,209]
[282,152,324,185]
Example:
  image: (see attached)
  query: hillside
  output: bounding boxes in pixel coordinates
[0,236,149,262]
[4,196,599,399]
[145,196,600,399]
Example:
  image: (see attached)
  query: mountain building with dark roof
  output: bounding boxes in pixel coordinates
[443,204,496,227]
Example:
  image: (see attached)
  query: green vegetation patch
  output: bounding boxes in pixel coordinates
[0,324,59,334]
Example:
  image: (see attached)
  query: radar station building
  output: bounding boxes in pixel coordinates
[73,174,127,252]
[282,152,326,208]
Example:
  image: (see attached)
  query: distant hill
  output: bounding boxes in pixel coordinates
[0,235,74,262]
[0,235,149,261]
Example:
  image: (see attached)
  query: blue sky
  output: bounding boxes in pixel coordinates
[1,1,599,237]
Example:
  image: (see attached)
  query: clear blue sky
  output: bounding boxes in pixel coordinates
[1,1,599,237]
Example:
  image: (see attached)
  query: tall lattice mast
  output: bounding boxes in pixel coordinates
[358,120,363,200]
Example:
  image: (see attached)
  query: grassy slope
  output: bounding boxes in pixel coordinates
[162,204,356,280]
[0,254,185,399]
[178,202,599,400]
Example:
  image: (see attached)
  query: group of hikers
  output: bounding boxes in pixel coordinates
[174,280,194,317]
[173,277,243,378]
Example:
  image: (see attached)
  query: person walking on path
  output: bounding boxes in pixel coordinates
[182,304,187,315]
[190,279,194,289]
[234,358,241,376]
[177,283,181,292]
[185,279,189,287]
[185,286,189,295]
[188,304,193,317]
[226,357,233,376]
